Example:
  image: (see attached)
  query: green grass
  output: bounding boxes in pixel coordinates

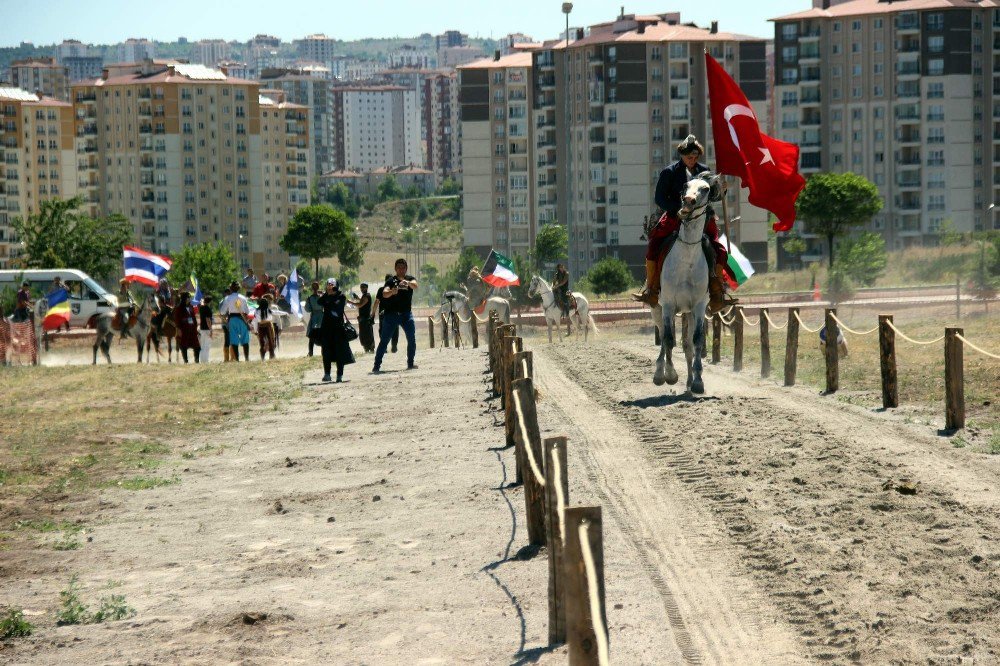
[55,576,136,625]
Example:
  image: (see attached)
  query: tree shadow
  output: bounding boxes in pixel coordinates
[620,393,721,408]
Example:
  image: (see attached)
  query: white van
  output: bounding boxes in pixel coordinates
[0,269,119,328]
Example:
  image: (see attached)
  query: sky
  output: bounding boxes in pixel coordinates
[0,0,808,48]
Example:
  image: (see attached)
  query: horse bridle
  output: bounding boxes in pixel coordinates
[676,202,709,245]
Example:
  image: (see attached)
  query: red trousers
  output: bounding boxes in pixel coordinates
[646,212,728,266]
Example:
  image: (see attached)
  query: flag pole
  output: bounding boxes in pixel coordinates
[720,176,732,255]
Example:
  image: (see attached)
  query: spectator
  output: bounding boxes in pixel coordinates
[199,294,214,363]
[349,283,375,353]
[318,277,355,383]
[241,267,258,293]
[48,277,70,329]
[254,295,278,360]
[173,291,201,363]
[304,281,323,357]
[220,287,232,362]
[252,273,275,299]
[373,275,399,354]
[220,281,251,362]
[13,281,32,323]
[372,258,419,373]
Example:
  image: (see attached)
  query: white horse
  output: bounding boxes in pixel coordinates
[651,173,721,394]
[440,291,510,347]
[527,275,597,343]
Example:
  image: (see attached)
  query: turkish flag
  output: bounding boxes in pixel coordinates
[706,53,806,232]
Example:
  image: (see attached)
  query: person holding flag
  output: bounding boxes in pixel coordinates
[280,268,303,320]
[42,286,72,332]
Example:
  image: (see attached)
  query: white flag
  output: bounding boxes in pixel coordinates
[282,268,303,319]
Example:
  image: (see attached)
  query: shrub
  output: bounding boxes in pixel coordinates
[585,258,633,296]
[0,608,33,639]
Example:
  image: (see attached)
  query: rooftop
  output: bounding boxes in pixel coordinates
[772,0,999,21]
[458,51,534,70]
[0,87,71,107]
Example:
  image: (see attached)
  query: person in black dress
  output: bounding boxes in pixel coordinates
[349,283,375,353]
[318,277,355,382]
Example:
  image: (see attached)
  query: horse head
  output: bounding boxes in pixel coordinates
[679,172,722,222]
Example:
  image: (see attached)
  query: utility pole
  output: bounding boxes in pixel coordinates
[563,2,574,278]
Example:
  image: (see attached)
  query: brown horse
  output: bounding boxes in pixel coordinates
[147,302,178,363]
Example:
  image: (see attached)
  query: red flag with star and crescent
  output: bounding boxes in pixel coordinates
[705,52,806,232]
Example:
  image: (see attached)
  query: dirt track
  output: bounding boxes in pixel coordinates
[3,331,1000,664]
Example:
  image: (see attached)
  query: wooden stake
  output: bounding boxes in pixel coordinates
[759,307,771,378]
[878,314,898,409]
[513,377,546,546]
[711,313,721,364]
[945,327,965,430]
[565,506,607,665]
[824,308,839,394]
[784,307,799,387]
[471,314,479,349]
[442,312,450,348]
[544,436,569,645]
[733,306,744,372]
[451,312,462,349]
[512,350,533,380]
[427,316,435,349]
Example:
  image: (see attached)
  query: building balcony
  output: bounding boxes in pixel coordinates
[895,129,920,144]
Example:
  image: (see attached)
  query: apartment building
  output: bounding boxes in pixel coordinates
[192,39,231,66]
[439,46,485,69]
[458,51,535,258]
[116,38,156,63]
[459,12,769,277]
[425,71,461,183]
[9,58,70,101]
[71,60,311,273]
[64,57,105,84]
[55,40,91,62]
[388,46,434,69]
[773,0,1000,259]
[259,68,336,174]
[331,85,421,172]
[436,31,469,50]
[295,34,338,64]
[0,88,77,267]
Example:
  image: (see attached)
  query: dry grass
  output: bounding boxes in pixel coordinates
[0,357,312,533]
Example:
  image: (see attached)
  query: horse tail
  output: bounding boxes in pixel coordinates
[588,314,600,335]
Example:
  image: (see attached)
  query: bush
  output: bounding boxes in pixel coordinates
[835,232,887,287]
[585,258,633,296]
[0,608,33,639]
[826,267,855,304]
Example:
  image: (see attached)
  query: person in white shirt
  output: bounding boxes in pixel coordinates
[220,281,251,362]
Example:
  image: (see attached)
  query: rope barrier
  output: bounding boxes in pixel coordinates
[763,310,787,330]
[830,313,879,336]
[793,311,824,334]
[456,314,474,324]
[740,310,760,327]
[956,333,1000,360]
[719,311,737,326]
[551,446,566,543]
[512,390,546,487]
[885,320,945,346]
[474,311,490,323]
[579,520,610,666]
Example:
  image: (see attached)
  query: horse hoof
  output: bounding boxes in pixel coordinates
[691,380,705,395]
[653,373,666,386]
[665,369,679,385]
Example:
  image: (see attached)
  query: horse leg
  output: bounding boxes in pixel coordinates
[654,305,679,386]
[690,306,707,394]
[101,334,113,364]
[92,339,99,365]
[136,336,144,364]
[546,316,553,344]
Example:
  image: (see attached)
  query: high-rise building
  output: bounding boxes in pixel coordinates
[116,38,156,63]
[388,45,434,69]
[332,85,421,172]
[425,71,461,183]
[248,34,284,75]
[259,68,336,174]
[295,34,338,64]
[436,31,469,51]
[772,0,1000,258]
[55,39,90,62]
[439,46,485,69]
[192,39,231,66]
[64,57,105,84]
[9,58,70,101]
[459,12,770,276]
[0,88,77,268]
[71,60,311,272]
[458,51,535,259]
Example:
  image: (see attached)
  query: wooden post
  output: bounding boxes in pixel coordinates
[565,506,607,665]
[733,306,744,372]
[784,307,799,387]
[451,312,462,349]
[824,308,839,394]
[945,327,965,430]
[711,313,721,364]
[495,325,515,398]
[512,350,533,380]
[759,307,771,378]
[471,314,479,349]
[878,314,898,409]
[513,378,546,546]
[442,312,450,348]
[427,316,435,349]
[544,436,569,645]
[503,336,523,457]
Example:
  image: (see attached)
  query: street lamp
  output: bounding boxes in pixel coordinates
[562,2,574,278]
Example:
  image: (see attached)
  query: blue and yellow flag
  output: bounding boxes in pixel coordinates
[42,288,71,331]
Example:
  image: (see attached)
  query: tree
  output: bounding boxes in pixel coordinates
[168,242,239,302]
[835,232,887,287]
[12,197,132,280]
[436,178,461,196]
[506,254,536,311]
[938,219,963,251]
[399,201,419,228]
[795,172,883,266]
[420,261,439,286]
[968,240,999,310]
[326,182,351,209]
[826,266,854,305]
[442,247,484,291]
[532,223,569,271]
[279,205,363,278]
[781,234,808,271]
[376,175,403,201]
[585,257,633,296]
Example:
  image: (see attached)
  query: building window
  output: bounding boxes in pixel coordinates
[926,13,944,30]
[928,59,944,76]
[782,46,797,62]
[928,82,944,98]
[781,24,798,40]
[928,35,944,53]
[852,20,861,31]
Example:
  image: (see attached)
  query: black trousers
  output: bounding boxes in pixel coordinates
[321,342,345,378]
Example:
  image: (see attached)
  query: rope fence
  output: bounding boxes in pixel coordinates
[762,309,787,330]
[956,334,1000,361]
[830,313,879,337]
[886,320,945,346]
[793,310,823,333]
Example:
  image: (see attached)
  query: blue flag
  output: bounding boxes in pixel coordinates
[282,268,302,319]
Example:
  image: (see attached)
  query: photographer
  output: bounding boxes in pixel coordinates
[372,258,418,373]
[348,283,375,353]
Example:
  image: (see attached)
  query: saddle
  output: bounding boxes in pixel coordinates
[112,311,137,331]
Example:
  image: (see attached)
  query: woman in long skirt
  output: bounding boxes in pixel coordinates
[173,291,201,363]
[254,296,277,360]
[317,277,355,382]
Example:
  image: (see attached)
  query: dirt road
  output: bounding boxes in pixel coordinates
[3,330,999,664]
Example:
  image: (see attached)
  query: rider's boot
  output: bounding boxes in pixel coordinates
[631,259,659,306]
[708,264,738,314]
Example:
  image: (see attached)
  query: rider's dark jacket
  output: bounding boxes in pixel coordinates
[654,160,715,220]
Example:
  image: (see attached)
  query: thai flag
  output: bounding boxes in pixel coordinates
[123,246,172,287]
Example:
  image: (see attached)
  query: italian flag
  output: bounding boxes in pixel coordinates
[481,250,520,287]
[719,235,755,290]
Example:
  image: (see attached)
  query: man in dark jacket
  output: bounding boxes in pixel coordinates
[633,135,735,312]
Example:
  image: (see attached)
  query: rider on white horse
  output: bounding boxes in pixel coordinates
[633,135,737,313]
[551,263,574,337]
